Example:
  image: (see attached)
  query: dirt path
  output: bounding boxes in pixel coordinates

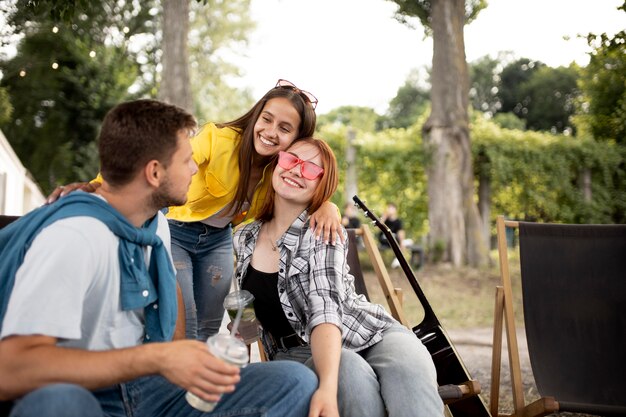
[446,327,536,413]
[447,328,596,416]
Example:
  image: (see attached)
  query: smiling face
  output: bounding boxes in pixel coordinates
[253,97,302,157]
[272,141,323,209]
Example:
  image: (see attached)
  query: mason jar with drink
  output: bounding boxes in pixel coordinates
[223,289,260,345]
[185,333,249,412]
[185,289,259,411]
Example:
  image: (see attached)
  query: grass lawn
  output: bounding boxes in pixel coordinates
[359,248,525,330]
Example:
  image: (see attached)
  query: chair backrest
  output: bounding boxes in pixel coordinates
[0,215,19,230]
[346,228,370,300]
[519,221,626,412]
[346,226,408,326]
[495,216,626,415]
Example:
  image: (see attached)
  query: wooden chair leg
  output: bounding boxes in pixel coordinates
[491,285,505,417]
[394,287,404,309]
[521,397,559,417]
[257,339,268,362]
[496,216,525,415]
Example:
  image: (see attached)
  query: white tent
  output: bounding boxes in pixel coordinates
[0,129,44,215]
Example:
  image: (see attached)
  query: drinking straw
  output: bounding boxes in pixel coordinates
[230,306,244,338]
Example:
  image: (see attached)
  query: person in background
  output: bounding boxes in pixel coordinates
[378,202,407,268]
[47,79,343,342]
[341,202,363,249]
[233,137,443,417]
[0,99,317,417]
[341,202,361,230]
[378,202,405,250]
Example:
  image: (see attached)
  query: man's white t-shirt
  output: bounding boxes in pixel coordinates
[0,211,172,351]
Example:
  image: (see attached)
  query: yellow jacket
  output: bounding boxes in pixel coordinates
[166,123,272,224]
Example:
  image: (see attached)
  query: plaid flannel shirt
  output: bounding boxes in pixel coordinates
[233,210,396,359]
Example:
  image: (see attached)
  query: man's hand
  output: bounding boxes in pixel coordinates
[157,340,241,402]
[46,182,100,204]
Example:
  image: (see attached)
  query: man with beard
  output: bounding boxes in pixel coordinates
[0,99,317,417]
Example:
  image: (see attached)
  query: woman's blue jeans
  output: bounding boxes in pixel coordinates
[274,324,444,417]
[9,361,318,417]
[168,220,234,341]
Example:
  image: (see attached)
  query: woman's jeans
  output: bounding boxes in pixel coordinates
[274,324,444,417]
[168,220,234,341]
[9,362,317,417]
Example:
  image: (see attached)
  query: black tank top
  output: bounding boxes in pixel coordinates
[241,264,295,341]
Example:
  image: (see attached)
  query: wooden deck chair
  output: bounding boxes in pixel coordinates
[0,215,19,229]
[491,215,626,417]
[352,195,491,416]
[346,227,408,326]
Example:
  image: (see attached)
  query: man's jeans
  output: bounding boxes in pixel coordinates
[9,361,317,417]
[168,220,234,341]
[274,324,444,417]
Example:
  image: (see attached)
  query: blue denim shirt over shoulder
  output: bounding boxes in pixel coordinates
[0,192,176,342]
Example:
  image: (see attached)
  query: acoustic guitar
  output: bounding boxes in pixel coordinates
[352,195,491,416]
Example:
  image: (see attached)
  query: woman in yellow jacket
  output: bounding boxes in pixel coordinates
[167,80,340,340]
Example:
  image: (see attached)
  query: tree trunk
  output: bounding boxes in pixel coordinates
[423,0,488,266]
[478,167,491,252]
[159,0,192,111]
[345,128,358,205]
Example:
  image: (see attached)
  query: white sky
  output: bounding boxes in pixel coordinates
[231,0,626,114]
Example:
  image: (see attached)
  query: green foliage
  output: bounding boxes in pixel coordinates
[517,64,580,133]
[188,0,256,122]
[320,121,429,239]
[471,56,581,134]
[13,0,92,22]
[0,87,12,124]
[1,0,256,193]
[317,106,381,133]
[319,111,625,241]
[472,116,625,226]
[0,1,154,193]
[491,112,525,130]
[380,69,430,129]
[498,58,545,115]
[386,0,487,34]
[577,30,626,143]
[468,54,501,116]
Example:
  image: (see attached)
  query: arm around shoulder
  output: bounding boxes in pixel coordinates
[309,201,343,244]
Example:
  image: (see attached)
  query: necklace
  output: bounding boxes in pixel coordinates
[264,224,279,252]
[268,235,278,251]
